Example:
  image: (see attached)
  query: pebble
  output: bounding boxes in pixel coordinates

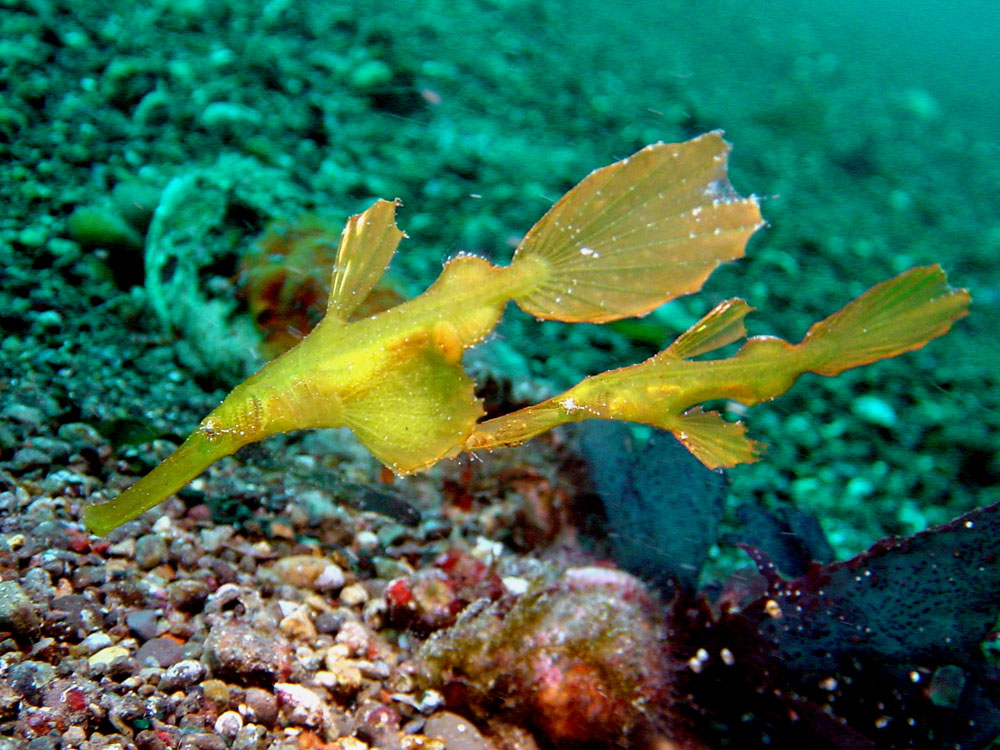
[334,620,370,656]
[214,710,244,737]
[155,659,204,691]
[72,564,108,588]
[135,534,169,569]
[1,403,44,428]
[422,711,490,750]
[10,447,51,471]
[0,580,41,636]
[279,607,317,639]
[57,422,105,446]
[166,578,211,611]
[89,645,130,669]
[205,622,292,683]
[8,660,56,702]
[201,678,231,707]
[33,520,74,550]
[275,682,331,727]
[316,660,362,697]
[185,733,228,750]
[340,583,369,607]
[852,394,898,428]
[270,555,345,591]
[232,725,266,750]
[243,686,278,725]
[136,637,184,668]
[80,631,114,654]
[108,538,136,557]
[126,609,161,641]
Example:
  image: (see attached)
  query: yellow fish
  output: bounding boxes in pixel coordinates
[83,132,970,535]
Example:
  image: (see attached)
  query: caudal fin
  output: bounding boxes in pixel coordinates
[802,265,970,376]
[511,131,763,323]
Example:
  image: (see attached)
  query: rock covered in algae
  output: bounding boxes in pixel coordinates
[417,566,672,747]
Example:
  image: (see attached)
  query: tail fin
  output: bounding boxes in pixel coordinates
[802,265,970,376]
[511,131,763,323]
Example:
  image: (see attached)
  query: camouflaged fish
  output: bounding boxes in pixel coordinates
[83,131,970,535]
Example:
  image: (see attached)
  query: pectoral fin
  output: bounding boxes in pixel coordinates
[669,406,764,469]
[326,199,406,321]
[341,337,483,474]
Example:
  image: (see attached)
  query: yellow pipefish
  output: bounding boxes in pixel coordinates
[82,131,970,535]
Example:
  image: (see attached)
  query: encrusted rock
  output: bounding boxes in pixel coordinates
[205,621,292,684]
[419,567,670,746]
[0,580,41,636]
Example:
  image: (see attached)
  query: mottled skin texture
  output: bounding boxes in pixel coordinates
[83,132,969,535]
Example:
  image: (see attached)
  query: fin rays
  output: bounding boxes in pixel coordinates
[512,131,763,322]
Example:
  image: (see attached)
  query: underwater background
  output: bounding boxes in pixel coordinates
[1,0,999,747]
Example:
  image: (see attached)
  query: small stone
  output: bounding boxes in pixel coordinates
[340,583,369,607]
[423,711,490,750]
[330,739,369,750]
[0,580,41,636]
[316,660,362,697]
[80,631,114,654]
[2,403,44,428]
[852,394,897,428]
[315,609,348,635]
[232,725,266,750]
[72,564,108,588]
[214,710,244,738]
[270,555,345,591]
[201,678,232,706]
[279,607,317,639]
[185,733,228,750]
[348,59,394,90]
[199,526,233,553]
[243,686,278,725]
[159,659,207,691]
[243,688,278,726]
[57,422,105,446]
[61,727,87,746]
[107,537,136,557]
[136,637,184,668]
[8,660,56,703]
[166,578,211,612]
[275,682,331,727]
[10,447,50,471]
[88,645,130,669]
[135,534,169,569]
[334,620,369,656]
[126,609,160,641]
[205,622,292,684]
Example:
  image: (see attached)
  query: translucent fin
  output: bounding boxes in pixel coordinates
[670,406,765,469]
[801,265,971,376]
[512,131,763,323]
[326,199,406,321]
[340,337,483,475]
[665,298,753,359]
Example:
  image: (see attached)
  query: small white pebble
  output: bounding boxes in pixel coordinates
[152,516,172,534]
[502,576,529,595]
[214,710,244,737]
[275,683,330,727]
[340,582,369,607]
[356,530,379,552]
